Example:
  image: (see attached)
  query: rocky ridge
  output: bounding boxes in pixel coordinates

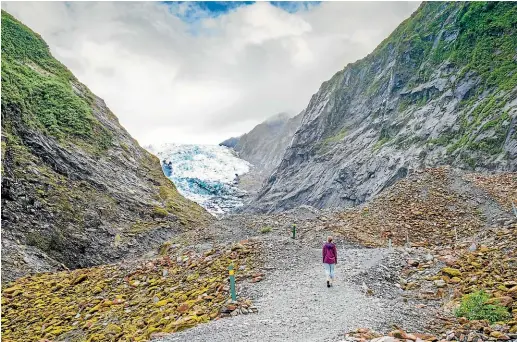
[220,112,303,175]
[329,167,515,248]
[0,11,212,282]
[220,112,304,195]
[249,2,517,213]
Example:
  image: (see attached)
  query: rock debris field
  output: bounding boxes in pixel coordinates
[157,234,432,342]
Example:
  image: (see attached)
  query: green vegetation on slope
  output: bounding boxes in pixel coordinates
[1,11,213,281]
[455,290,511,324]
[1,10,112,152]
[368,2,517,90]
[324,2,516,160]
[448,2,517,90]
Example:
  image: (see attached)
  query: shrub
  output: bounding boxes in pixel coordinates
[455,290,511,323]
[1,11,112,152]
[260,226,272,234]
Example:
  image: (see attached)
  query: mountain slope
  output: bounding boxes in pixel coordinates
[225,112,303,175]
[1,11,212,281]
[249,2,517,212]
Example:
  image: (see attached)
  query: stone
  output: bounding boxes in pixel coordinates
[405,333,418,341]
[408,259,420,267]
[155,300,168,307]
[176,303,189,313]
[441,256,458,267]
[105,324,122,334]
[492,296,513,307]
[390,330,407,339]
[442,267,462,277]
[489,331,510,340]
[434,279,446,288]
[416,335,435,342]
[371,337,396,342]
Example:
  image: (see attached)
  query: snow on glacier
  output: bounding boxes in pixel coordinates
[146,143,251,215]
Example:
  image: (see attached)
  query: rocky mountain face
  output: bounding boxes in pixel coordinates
[221,112,303,175]
[0,11,212,282]
[249,2,517,213]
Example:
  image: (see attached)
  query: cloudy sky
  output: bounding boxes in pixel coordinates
[3,1,420,145]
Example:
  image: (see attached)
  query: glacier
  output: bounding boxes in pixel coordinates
[145,143,251,215]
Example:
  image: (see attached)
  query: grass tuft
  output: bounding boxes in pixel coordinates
[455,290,511,323]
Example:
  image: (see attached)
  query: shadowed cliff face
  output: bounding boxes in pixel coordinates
[1,11,213,281]
[248,2,517,213]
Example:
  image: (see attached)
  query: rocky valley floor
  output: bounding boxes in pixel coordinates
[156,237,433,342]
[2,168,517,342]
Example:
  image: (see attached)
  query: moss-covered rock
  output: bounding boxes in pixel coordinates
[1,240,260,341]
[442,268,462,277]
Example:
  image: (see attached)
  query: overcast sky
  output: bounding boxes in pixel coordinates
[3,1,420,145]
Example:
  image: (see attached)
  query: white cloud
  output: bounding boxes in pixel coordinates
[2,1,420,145]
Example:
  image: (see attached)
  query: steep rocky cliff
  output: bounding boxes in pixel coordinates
[249,2,517,213]
[1,11,212,281]
[221,112,303,174]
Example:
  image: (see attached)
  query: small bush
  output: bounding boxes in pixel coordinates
[454,290,510,323]
[260,226,272,234]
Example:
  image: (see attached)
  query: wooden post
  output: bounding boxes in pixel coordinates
[228,264,236,301]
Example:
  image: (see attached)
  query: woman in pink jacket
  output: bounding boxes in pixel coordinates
[322,236,337,288]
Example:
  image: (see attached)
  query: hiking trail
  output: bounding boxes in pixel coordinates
[156,234,435,342]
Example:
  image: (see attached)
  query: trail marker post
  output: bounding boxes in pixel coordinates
[292,224,296,239]
[228,264,237,301]
[513,202,517,218]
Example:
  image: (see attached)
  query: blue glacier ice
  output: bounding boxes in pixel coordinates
[145,143,251,215]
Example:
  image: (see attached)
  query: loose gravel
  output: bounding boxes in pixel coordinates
[156,234,433,342]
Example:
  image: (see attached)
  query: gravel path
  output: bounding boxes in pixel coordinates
[156,235,429,342]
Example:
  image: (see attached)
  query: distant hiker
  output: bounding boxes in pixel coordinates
[322,236,337,288]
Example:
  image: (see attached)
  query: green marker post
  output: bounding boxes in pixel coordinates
[292,224,296,239]
[228,264,237,301]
